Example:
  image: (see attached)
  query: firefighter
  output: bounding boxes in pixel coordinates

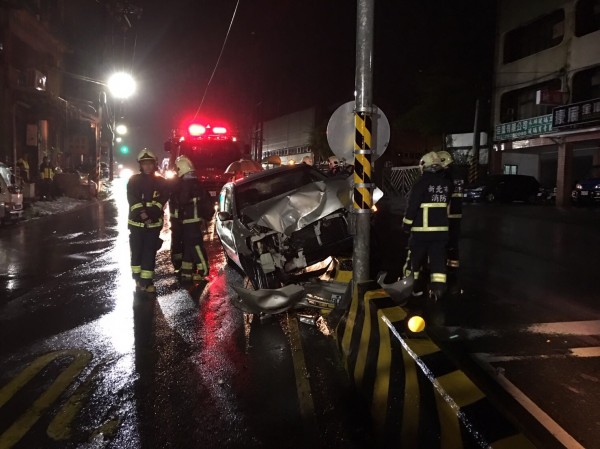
[173,155,213,283]
[437,150,463,294]
[402,151,453,299]
[328,156,341,175]
[127,149,168,295]
[167,172,183,273]
[39,156,54,200]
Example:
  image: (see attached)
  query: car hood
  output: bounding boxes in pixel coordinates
[240,178,352,236]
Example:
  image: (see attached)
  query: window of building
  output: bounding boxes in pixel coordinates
[503,10,565,63]
[572,66,600,101]
[500,79,561,122]
[576,0,600,36]
[504,164,518,175]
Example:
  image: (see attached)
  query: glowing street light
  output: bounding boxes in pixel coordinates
[115,136,123,143]
[107,72,136,99]
[115,124,128,135]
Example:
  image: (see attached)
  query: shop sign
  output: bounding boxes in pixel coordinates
[552,98,600,129]
[494,115,553,141]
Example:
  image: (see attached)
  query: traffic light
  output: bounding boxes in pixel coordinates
[120,145,129,154]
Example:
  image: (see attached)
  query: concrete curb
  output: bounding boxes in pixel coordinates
[334,281,537,449]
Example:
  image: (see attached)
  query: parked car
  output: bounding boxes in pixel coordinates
[464,174,540,203]
[0,162,24,224]
[216,164,353,293]
[572,166,600,205]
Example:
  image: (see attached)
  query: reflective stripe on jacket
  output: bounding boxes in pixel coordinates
[403,171,453,234]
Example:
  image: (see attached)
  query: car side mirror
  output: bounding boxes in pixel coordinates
[218,211,233,222]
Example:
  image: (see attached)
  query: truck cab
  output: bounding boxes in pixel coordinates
[164,123,243,198]
[0,163,24,224]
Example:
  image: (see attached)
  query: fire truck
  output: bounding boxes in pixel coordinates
[163,122,243,198]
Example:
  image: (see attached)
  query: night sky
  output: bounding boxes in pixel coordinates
[78,0,496,164]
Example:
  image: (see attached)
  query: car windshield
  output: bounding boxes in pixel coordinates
[235,167,327,211]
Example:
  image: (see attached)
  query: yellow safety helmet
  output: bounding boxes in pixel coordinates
[437,150,453,169]
[175,155,194,177]
[419,151,442,172]
[137,148,157,163]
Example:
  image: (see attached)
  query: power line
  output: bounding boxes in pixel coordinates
[193,0,241,120]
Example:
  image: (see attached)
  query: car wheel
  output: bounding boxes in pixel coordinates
[251,263,281,290]
[485,192,495,203]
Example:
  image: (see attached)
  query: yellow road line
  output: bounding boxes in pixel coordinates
[341,286,359,363]
[0,350,92,449]
[434,387,463,449]
[46,363,101,441]
[287,314,316,427]
[436,370,485,409]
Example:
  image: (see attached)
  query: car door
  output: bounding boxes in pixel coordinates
[216,185,239,265]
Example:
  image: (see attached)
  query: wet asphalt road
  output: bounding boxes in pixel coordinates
[2,182,600,449]
[435,203,600,449]
[0,180,373,449]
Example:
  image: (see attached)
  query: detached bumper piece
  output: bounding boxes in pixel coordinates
[232,284,306,315]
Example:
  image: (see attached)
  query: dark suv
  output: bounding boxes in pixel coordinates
[572,165,600,205]
[464,174,540,203]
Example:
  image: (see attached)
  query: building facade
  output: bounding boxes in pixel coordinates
[492,0,600,206]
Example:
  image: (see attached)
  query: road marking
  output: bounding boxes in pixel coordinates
[473,354,586,449]
[474,346,600,362]
[446,319,600,340]
[526,320,600,336]
[286,314,316,429]
[0,350,92,449]
[46,363,102,441]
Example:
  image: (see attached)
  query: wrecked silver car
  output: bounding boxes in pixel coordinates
[216,164,353,307]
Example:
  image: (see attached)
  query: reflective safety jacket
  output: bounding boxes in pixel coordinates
[39,162,54,180]
[171,173,214,226]
[127,173,168,229]
[402,171,454,236]
[443,171,463,222]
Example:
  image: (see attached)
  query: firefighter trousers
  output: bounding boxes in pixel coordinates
[180,223,209,279]
[129,226,161,287]
[408,235,448,291]
[447,221,461,290]
[170,218,183,271]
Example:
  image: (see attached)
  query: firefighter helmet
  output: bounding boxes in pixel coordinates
[137,148,157,163]
[175,155,194,176]
[437,150,453,169]
[419,151,442,172]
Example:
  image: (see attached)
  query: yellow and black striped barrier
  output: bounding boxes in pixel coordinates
[353,111,373,210]
[335,282,537,449]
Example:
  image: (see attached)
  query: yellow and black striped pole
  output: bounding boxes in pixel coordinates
[353,112,373,210]
[353,0,375,283]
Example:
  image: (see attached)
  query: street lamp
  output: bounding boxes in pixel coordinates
[105,72,136,180]
[115,124,128,135]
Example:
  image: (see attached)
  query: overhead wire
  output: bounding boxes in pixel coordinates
[193,0,241,120]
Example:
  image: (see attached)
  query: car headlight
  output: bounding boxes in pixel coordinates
[575,183,583,190]
[595,184,600,189]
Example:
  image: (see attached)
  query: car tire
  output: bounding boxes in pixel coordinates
[251,263,281,290]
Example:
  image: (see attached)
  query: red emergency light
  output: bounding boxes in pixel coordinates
[213,127,227,134]
[188,124,206,136]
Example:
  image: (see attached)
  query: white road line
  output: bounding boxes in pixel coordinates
[473,355,587,449]
[526,320,600,336]
[473,347,600,363]
[445,319,600,340]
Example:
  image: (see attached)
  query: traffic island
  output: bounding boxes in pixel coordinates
[330,281,537,448]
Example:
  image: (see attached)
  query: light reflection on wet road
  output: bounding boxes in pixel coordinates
[0,180,372,449]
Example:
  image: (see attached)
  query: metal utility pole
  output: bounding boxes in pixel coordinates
[469,99,480,184]
[353,0,375,283]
